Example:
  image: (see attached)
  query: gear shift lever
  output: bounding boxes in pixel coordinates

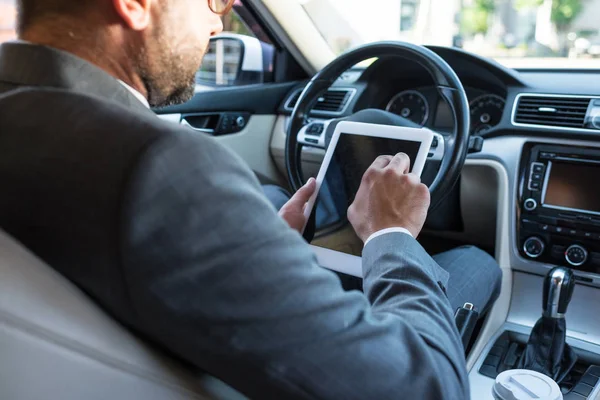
[518,267,577,384]
[543,267,575,319]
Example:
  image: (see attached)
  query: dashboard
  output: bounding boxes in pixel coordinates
[277,45,600,285]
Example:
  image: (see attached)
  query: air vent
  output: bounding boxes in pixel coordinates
[285,88,356,115]
[514,95,591,129]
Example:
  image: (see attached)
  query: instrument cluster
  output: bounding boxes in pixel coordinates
[385,88,506,135]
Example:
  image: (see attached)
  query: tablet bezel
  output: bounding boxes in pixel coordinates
[302,121,434,228]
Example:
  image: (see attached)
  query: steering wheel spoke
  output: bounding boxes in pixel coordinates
[297,119,333,149]
[427,132,446,162]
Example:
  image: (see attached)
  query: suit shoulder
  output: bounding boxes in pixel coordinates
[0,86,226,155]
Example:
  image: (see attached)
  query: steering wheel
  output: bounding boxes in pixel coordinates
[285,41,470,217]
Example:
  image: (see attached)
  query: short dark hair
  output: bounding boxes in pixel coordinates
[16,0,91,34]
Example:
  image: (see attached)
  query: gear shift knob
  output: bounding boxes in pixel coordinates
[543,267,575,318]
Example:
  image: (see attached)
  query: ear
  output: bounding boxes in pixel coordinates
[112,0,152,31]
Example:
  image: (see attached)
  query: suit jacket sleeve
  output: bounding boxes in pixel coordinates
[119,128,469,400]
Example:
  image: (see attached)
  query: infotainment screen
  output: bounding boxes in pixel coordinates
[543,162,600,214]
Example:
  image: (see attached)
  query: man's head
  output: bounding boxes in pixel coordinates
[17,0,226,107]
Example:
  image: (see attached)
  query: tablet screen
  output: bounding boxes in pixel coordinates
[313,133,422,232]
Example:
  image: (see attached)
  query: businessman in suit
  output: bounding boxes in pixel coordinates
[0,0,501,398]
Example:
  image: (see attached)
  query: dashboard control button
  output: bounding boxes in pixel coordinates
[524,237,545,259]
[541,224,550,232]
[529,181,541,190]
[565,245,588,267]
[567,229,578,237]
[531,173,542,181]
[551,226,564,234]
[532,163,545,173]
[524,198,538,211]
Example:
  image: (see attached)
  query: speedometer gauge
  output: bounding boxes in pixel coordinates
[386,90,429,126]
[469,94,505,135]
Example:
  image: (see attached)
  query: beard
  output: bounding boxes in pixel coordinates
[141,73,196,108]
[134,20,205,108]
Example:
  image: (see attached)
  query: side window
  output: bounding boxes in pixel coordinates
[196,3,275,88]
[0,0,17,45]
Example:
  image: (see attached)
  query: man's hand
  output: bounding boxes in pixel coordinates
[279,178,317,233]
[348,153,430,241]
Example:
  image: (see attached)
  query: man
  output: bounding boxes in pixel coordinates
[0,0,501,398]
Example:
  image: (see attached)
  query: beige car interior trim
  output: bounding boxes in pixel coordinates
[161,113,285,186]
[463,159,513,371]
[212,115,286,186]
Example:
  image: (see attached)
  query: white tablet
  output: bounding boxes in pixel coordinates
[303,121,434,277]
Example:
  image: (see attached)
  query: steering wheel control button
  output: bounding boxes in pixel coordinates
[524,199,538,212]
[524,237,545,259]
[306,123,325,136]
[565,245,588,267]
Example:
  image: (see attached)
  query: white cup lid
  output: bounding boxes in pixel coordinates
[492,369,563,400]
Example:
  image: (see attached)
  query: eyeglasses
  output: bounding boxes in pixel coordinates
[208,0,235,15]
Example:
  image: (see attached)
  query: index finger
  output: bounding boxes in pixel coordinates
[386,152,411,174]
[370,155,394,170]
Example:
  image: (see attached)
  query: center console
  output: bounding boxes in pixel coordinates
[518,144,600,274]
[467,137,600,399]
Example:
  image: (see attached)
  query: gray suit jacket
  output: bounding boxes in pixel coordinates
[0,42,469,399]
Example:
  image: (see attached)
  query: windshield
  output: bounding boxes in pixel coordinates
[299,0,600,69]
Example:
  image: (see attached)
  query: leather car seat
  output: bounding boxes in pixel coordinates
[0,229,244,400]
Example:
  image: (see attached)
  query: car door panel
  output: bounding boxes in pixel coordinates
[154,83,297,186]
